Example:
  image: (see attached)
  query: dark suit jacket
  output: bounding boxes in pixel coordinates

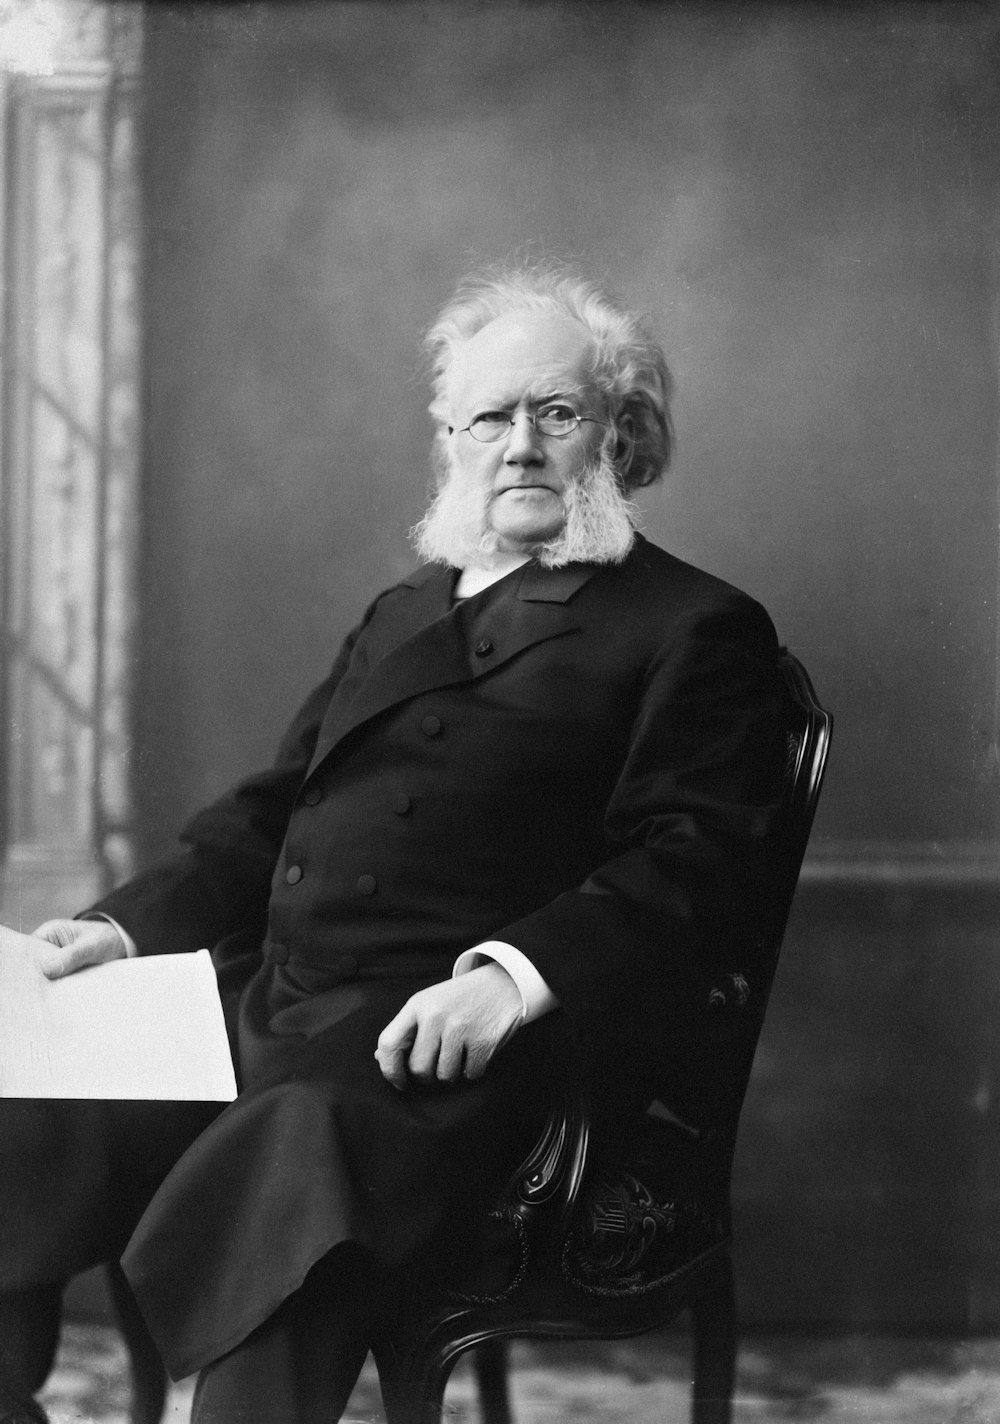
[88,534,785,1377]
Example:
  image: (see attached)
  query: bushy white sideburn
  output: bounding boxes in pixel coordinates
[411,444,639,571]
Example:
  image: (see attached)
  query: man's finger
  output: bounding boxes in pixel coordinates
[433,1026,466,1083]
[404,1010,448,1083]
[466,1012,520,1080]
[463,1043,500,1081]
[32,919,77,949]
[36,924,126,980]
[375,1006,418,1090]
[40,940,94,980]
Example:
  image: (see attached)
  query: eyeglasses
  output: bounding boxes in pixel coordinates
[458,402,606,443]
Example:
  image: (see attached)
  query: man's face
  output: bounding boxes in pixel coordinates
[444,311,605,554]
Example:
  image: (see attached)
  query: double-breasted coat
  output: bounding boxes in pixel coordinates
[3,536,787,1380]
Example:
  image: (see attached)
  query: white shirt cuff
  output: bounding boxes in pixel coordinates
[452,941,559,1023]
[86,913,138,958]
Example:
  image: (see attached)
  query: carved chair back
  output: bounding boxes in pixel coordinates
[375,649,833,1424]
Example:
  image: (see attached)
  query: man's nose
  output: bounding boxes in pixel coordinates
[503,411,544,465]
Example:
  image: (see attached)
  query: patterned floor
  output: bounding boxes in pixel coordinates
[36,1323,1000,1423]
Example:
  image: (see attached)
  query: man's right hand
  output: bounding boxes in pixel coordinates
[31,919,128,979]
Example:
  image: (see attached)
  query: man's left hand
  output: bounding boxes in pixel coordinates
[375,963,522,1090]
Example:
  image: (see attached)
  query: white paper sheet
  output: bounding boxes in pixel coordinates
[0,925,238,1100]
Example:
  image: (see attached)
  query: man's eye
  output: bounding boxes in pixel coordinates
[471,411,511,430]
[537,404,576,423]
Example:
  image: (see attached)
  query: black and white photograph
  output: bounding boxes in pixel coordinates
[0,2,996,1421]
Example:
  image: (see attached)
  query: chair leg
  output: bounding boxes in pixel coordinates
[104,1265,167,1424]
[689,1255,736,1424]
[473,1340,512,1424]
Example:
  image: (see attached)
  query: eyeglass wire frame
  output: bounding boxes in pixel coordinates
[457,405,608,443]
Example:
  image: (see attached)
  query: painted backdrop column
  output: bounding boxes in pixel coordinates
[0,2,141,930]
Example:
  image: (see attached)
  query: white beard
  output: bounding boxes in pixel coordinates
[411,449,639,570]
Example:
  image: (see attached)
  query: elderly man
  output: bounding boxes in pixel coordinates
[2,264,785,1423]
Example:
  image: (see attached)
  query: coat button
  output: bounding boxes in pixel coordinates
[285,864,303,885]
[356,874,377,896]
[420,715,441,737]
[393,793,412,815]
[303,787,322,806]
[268,942,289,965]
[474,638,494,657]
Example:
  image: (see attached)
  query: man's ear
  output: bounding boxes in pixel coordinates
[613,412,637,483]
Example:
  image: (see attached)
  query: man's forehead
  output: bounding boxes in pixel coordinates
[446,310,596,413]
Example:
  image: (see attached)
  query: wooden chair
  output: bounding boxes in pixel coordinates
[114,648,831,1424]
[372,648,832,1424]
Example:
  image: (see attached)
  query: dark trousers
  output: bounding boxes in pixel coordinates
[0,1098,219,1420]
[191,1245,387,1424]
[1,1249,387,1424]
[0,1287,61,1424]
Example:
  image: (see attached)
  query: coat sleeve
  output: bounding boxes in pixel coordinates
[89,605,378,956]
[494,593,788,1076]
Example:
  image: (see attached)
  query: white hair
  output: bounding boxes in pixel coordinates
[411,443,639,570]
[424,261,674,494]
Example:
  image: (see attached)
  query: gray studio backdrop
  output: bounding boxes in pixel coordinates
[135,2,998,1329]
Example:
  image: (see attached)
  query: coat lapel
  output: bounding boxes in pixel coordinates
[303,560,600,779]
